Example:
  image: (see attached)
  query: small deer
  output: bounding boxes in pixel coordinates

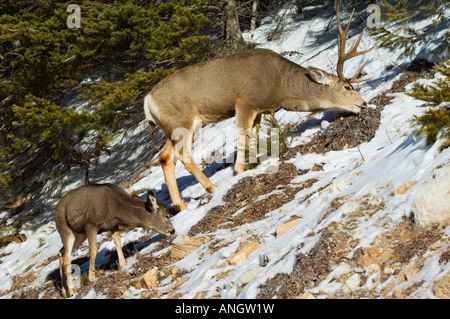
[144,7,374,211]
[54,183,175,298]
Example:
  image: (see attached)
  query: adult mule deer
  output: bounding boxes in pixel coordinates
[144,8,374,211]
[54,183,175,297]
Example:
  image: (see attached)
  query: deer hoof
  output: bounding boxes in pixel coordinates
[119,261,127,269]
[234,162,245,175]
[207,184,217,193]
[64,287,77,298]
[175,202,188,211]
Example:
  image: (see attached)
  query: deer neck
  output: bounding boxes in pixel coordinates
[113,197,147,228]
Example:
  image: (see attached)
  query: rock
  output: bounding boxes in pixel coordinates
[394,181,417,195]
[238,268,262,285]
[433,272,450,298]
[367,247,379,259]
[312,163,324,171]
[300,291,315,299]
[392,288,404,298]
[350,171,362,179]
[137,267,159,290]
[259,254,269,267]
[275,218,302,237]
[121,290,130,298]
[341,273,360,293]
[173,277,189,290]
[384,266,395,275]
[223,242,259,266]
[170,235,210,260]
[397,262,420,284]
[329,178,349,194]
[358,247,393,268]
[194,292,207,299]
[412,164,450,230]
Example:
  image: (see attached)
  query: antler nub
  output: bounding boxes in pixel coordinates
[336,7,375,83]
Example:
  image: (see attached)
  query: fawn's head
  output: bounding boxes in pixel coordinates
[140,190,175,236]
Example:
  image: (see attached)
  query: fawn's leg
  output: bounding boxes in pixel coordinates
[113,230,127,269]
[60,233,75,297]
[86,225,98,281]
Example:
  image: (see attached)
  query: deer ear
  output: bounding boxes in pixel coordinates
[306,67,333,85]
[146,190,159,210]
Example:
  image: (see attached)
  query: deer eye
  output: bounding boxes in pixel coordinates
[344,85,352,91]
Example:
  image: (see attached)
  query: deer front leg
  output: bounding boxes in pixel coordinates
[113,230,127,269]
[235,108,258,175]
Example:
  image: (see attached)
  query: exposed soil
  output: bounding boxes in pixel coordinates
[256,208,445,299]
[72,234,177,299]
[257,229,335,298]
[188,163,314,236]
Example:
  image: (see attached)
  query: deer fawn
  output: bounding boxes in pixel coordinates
[54,184,175,297]
[144,8,374,211]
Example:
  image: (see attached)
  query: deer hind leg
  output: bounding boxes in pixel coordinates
[160,139,187,211]
[113,230,126,269]
[176,127,217,194]
[235,108,259,175]
[86,225,98,282]
[59,231,85,297]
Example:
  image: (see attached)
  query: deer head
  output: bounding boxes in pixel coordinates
[292,7,374,114]
[330,6,375,113]
[141,190,175,235]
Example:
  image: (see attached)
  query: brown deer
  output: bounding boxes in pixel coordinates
[54,183,175,297]
[144,8,374,211]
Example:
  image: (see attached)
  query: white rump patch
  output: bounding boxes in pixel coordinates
[144,95,159,124]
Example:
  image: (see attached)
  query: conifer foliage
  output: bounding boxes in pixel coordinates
[373,0,449,150]
[0,0,212,187]
[408,60,450,150]
[372,0,449,59]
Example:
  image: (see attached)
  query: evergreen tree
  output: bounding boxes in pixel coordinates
[407,60,450,149]
[370,1,449,150]
[0,0,212,188]
[372,0,449,60]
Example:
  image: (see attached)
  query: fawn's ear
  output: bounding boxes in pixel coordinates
[306,66,334,85]
[146,190,159,211]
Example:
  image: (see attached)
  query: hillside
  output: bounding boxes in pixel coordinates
[0,4,449,299]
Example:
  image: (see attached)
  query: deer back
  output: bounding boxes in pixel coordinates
[55,185,120,233]
[55,184,170,234]
[149,49,286,129]
[148,47,369,134]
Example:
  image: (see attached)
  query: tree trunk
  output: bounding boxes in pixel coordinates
[296,0,303,14]
[224,0,247,52]
[251,0,260,30]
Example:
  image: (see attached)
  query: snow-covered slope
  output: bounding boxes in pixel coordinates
[0,5,449,299]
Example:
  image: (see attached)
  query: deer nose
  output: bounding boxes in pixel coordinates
[362,101,367,108]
